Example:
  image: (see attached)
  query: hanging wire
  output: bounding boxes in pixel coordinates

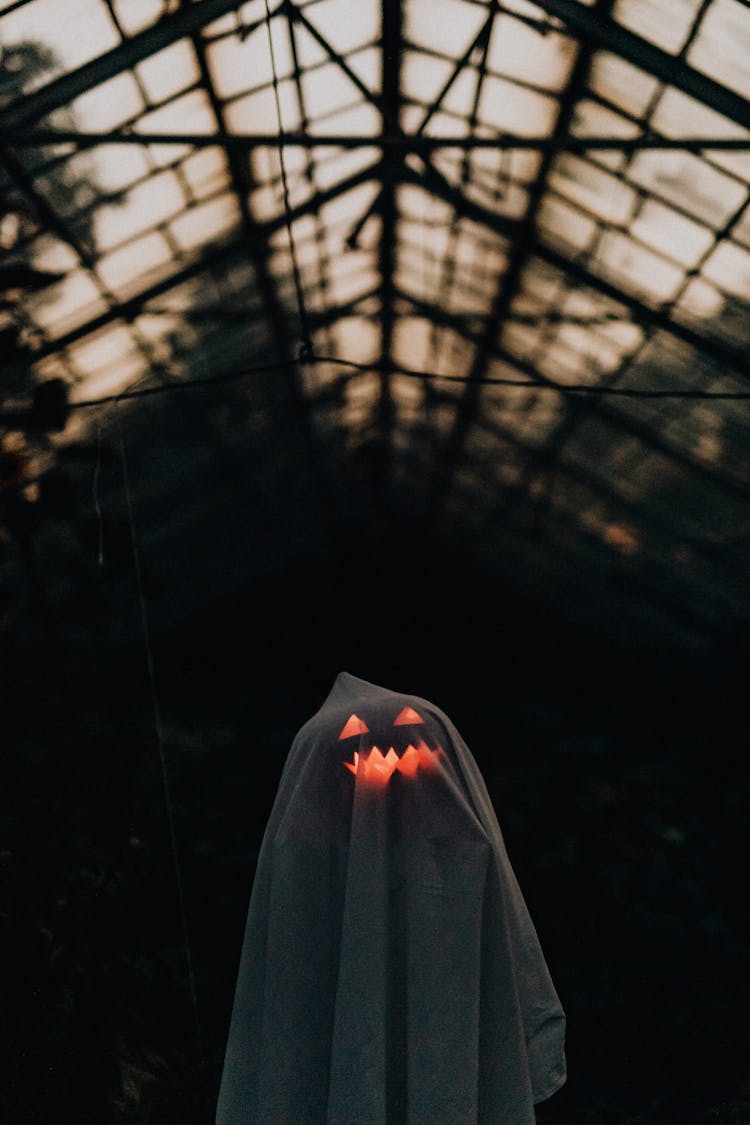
[67,353,750,405]
[262,0,313,361]
[117,419,204,1057]
[92,420,105,566]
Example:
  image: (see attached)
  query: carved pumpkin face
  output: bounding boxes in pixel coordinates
[338,705,442,785]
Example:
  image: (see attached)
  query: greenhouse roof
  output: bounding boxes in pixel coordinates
[1,0,749,655]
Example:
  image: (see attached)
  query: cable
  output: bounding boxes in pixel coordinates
[117,421,204,1057]
[72,357,300,405]
[92,420,105,566]
[262,0,313,360]
[67,351,750,406]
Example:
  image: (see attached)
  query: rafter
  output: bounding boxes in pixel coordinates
[398,161,750,384]
[284,0,385,118]
[28,161,380,361]
[337,344,737,589]
[421,4,496,387]
[465,409,747,585]
[532,0,750,131]
[447,465,735,647]
[397,288,750,502]
[185,17,343,542]
[421,0,612,523]
[374,0,402,503]
[0,0,244,130]
[415,4,496,139]
[6,128,750,152]
[286,10,336,356]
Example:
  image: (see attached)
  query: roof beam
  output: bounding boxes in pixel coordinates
[467,408,744,580]
[286,11,336,355]
[397,430,738,647]
[532,0,750,131]
[283,0,385,118]
[397,287,750,502]
[7,128,750,152]
[0,0,244,130]
[400,160,750,384]
[365,362,736,577]
[452,466,733,648]
[373,0,402,505]
[420,2,607,521]
[414,4,496,138]
[186,25,308,375]
[28,160,379,360]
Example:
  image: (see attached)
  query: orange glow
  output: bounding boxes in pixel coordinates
[393,706,424,726]
[343,741,441,785]
[338,713,370,739]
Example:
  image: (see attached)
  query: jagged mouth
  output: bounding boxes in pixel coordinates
[343,742,442,784]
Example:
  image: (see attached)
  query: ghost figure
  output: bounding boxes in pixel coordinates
[216,672,566,1124]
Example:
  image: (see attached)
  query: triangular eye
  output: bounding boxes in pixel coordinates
[338,713,369,739]
[393,706,424,726]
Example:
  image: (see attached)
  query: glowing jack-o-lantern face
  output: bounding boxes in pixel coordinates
[338,706,442,785]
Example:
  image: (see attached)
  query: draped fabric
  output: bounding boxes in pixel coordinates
[216,672,566,1124]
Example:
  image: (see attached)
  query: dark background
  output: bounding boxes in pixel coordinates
[3,540,749,1125]
[1,6,749,1124]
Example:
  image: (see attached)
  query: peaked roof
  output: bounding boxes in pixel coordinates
[1,0,749,659]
